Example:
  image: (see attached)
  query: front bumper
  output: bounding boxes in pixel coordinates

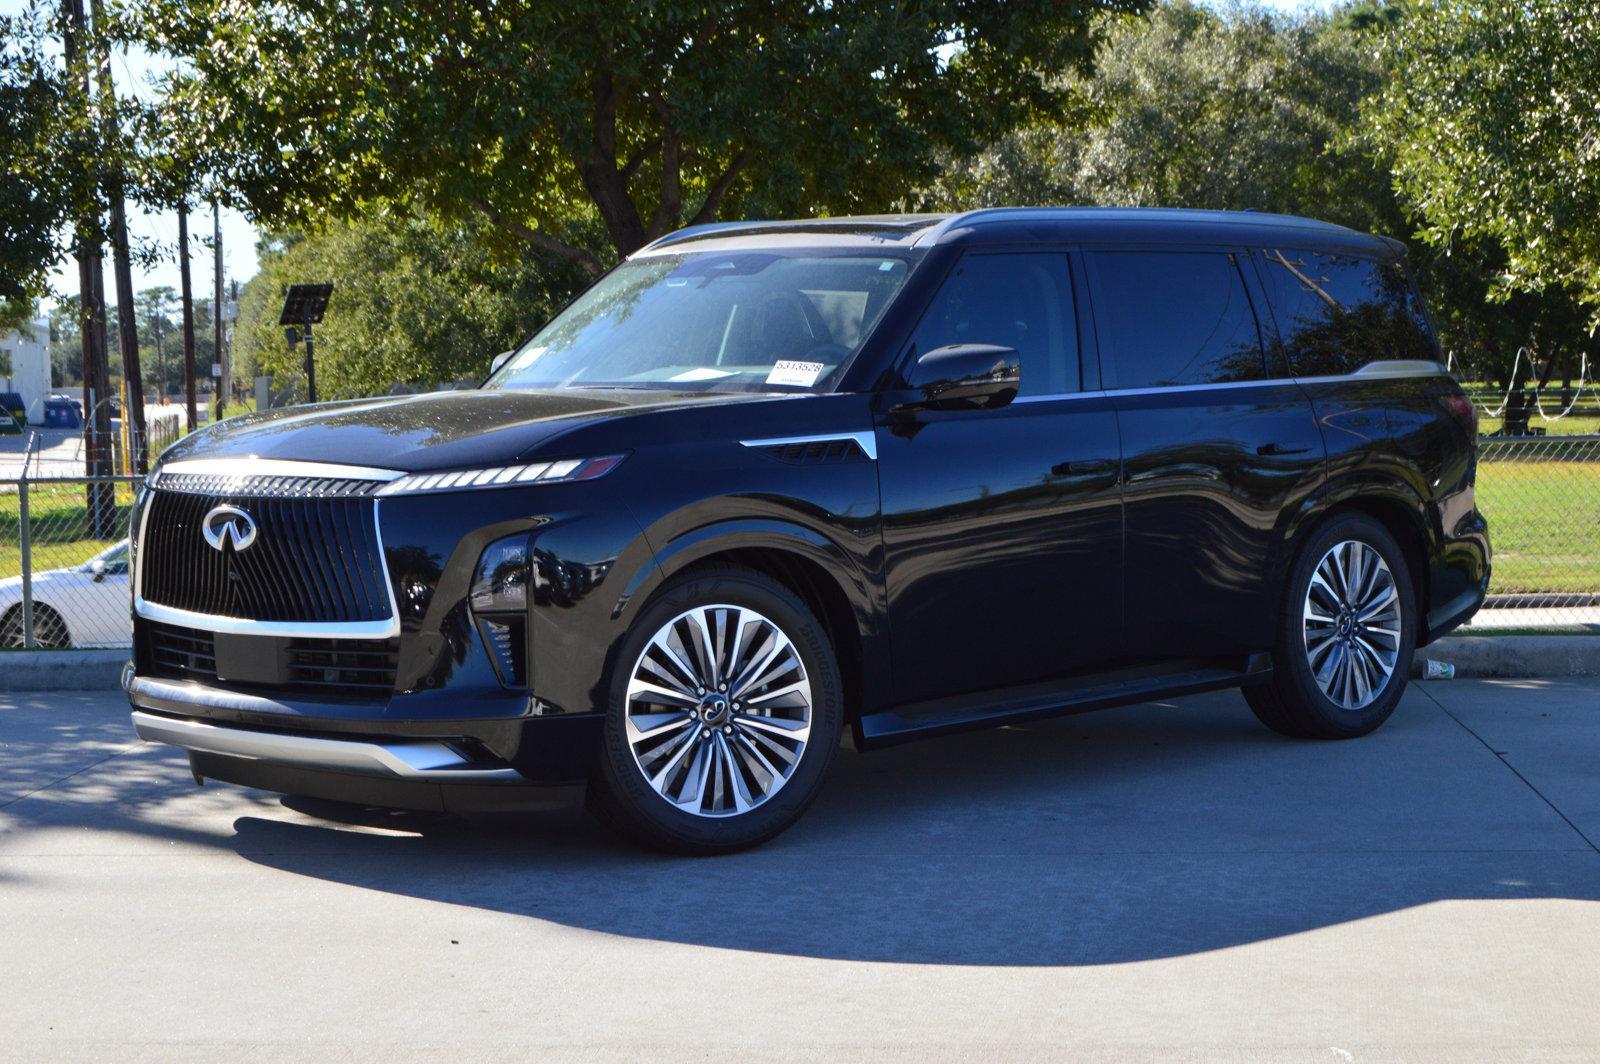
[131,710,524,782]
[126,672,599,813]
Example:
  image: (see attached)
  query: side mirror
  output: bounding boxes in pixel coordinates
[90,558,107,582]
[900,343,1020,411]
[490,350,515,376]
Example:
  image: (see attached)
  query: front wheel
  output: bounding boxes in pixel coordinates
[1244,513,1417,739]
[589,566,843,854]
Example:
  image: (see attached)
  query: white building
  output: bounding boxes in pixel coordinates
[0,317,51,422]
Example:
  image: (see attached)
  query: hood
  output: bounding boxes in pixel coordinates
[156,387,763,473]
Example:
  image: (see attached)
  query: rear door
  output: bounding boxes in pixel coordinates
[875,249,1124,705]
[1084,247,1324,661]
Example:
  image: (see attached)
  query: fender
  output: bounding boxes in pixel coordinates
[618,514,892,714]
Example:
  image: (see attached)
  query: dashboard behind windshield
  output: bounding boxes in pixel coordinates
[488,249,917,393]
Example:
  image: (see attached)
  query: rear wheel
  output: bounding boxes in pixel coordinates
[0,603,71,648]
[1244,513,1416,739]
[589,566,843,854]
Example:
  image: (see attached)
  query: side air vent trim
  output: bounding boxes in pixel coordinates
[740,431,878,462]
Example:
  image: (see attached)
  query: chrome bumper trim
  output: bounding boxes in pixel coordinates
[130,710,524,783]
[132,596,402,640]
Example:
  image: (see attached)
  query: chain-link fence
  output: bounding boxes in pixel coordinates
[1473,435,1600,631]
[1,469,140,649]
[1,431,1596,651]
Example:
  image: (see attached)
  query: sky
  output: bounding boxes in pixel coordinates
[11,0,1337,315]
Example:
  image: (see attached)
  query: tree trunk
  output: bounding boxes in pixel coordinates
[62,0,115,536]
[89,0,147,475]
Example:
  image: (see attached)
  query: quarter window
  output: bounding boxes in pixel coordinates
[1087,252,1265,389]
[905,253,1078,397]
[1258,250,1438,377]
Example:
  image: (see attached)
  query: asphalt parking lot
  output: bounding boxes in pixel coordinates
[2,678,1597,1062]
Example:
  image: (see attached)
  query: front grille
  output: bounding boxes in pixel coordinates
[139,489,391,623]
[145,621,399,700]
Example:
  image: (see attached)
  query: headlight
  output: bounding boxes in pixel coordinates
[378,454,625,496]
[470,534,530,689]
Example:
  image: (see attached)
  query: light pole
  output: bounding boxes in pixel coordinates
[280,283,333,404]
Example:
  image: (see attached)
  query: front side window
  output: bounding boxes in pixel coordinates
[1088,251,1265,389]
[905,253,1079,396]
[490,251,914,393]
[1258,250,1438,377]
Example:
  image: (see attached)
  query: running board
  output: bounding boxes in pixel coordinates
[855,656,1271,750]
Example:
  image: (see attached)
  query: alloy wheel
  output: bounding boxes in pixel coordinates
[1302,540,1402,710]
[624,604,813,817]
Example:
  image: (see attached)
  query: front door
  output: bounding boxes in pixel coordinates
[875,250,1124,706]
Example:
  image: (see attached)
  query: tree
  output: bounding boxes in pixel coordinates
[0,4,83,327]
[923,2,1402,234]
[233,211,588,401]
[137,0,1145,270]
[1365,0,1600,326]
[920,0,1596,382]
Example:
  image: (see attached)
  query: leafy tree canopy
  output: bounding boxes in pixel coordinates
[1365,0,1600,325]
[134,0,1144,271]
[234,210,587,400]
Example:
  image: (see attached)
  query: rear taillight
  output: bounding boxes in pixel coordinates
[1443,392,1478,437]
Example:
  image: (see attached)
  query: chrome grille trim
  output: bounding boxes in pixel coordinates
[157,458,405,480]
[133,493,402,640]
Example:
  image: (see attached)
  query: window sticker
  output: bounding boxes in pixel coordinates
[766,360,826,387]
[669,367,735,382]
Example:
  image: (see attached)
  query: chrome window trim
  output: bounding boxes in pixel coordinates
[741,431,879,461]
[133,496,402,640]
[156,458,406,481]
[1011,361,1446,403]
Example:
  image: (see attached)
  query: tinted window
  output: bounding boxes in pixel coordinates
[1088,252,1264,388]
[1258,250,1438,376]
[906,253,1078,396]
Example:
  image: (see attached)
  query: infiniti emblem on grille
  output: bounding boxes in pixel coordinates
[201,504,258,552]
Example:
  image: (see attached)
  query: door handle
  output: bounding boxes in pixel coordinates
[1256,442,1311,457]
[1051,458,1117,478]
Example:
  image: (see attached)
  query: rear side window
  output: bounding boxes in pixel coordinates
[1087,252,1265,389]
[905,252,1079,396]
[1258,250,1438,376]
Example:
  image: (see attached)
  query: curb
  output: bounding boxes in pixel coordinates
[1421,635,1600,679]
[0,650,129,691]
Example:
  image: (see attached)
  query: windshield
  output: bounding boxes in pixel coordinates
[488,250,916,393]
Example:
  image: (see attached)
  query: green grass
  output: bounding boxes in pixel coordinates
[1476,459,1600,594]
[0,482,137,581]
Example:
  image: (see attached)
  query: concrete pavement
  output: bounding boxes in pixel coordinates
[1,680,1597,1061]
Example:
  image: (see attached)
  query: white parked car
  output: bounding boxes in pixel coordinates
[0,541,130,648]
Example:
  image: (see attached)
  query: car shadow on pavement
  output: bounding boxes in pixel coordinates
[213,690,1600,966]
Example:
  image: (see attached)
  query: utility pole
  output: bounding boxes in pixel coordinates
[62,0,115,536]
[153,302,166,400]
[90,0,147,474]
[212,201,225,420]
[178,199,197,432]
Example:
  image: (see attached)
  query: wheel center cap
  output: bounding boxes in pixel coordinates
[699,694,731,726]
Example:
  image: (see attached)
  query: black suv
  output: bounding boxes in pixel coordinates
[127,209,1489,853]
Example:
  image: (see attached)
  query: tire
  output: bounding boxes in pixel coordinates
[1244,513,1416,740]
[0,603,71,648]
[589,565,843,855]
